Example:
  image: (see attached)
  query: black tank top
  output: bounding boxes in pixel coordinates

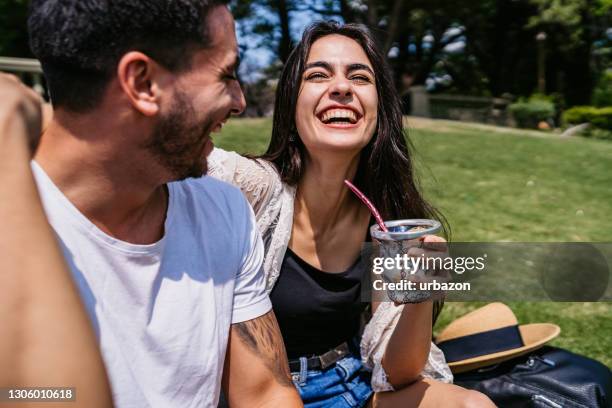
[270,247,368,359]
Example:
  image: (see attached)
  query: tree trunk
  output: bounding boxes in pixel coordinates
[383,0,405,54]
[562,7,594,105]
[276,0,293,63]
[367,0,378,29]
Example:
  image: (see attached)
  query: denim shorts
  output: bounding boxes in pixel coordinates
[291,354,373,408]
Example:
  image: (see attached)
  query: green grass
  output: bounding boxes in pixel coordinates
[215,117,612,367]
[407,119,612,242]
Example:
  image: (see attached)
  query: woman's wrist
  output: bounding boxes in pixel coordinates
[401,299,434,312]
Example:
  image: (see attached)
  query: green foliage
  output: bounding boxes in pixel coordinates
[562,106,596,124]
[528,0,584,45]
[563,106,612,131]
[527,0,611,48]
[584,128,612,140]
[528,92,554,102]
[509,96,556,128]
[592,70,612,107]
[595,0,612,15]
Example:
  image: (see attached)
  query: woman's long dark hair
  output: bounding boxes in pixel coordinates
[260,22,449,323]
[259,21,449,238]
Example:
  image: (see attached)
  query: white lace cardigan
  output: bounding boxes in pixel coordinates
[208,148,453,392]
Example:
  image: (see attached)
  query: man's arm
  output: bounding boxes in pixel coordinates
[222,310,302,408]
[0,74,113,407]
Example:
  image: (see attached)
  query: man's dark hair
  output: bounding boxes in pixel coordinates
[28,0,228,112]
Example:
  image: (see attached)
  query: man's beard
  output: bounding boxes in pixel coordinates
[145,91,213,182]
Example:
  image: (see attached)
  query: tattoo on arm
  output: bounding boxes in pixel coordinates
[234,310,293,387]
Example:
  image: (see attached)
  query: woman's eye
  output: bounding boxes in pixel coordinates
[306,72,327,80]
[351,75,371,83]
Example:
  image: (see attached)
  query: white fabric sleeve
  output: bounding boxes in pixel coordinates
[208,148,237,184]
[230,196,272,324]
[360,302,453,392]
[208,148,279,218]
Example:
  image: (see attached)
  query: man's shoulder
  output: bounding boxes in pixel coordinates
[180,175,246,201]
[171,176,250,218]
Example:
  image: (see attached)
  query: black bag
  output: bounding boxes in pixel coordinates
[453,346,612,408]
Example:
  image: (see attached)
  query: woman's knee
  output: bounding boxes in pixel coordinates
[371,380,496,408]
[458,389,496,408]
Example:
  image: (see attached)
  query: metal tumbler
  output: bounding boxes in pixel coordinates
[370,219,442,303]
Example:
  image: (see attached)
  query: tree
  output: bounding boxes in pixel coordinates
[232,0,298,64]
[238,0,612,111]
[527,0,612,105]
[0,0,32,57]
[460,0,541,97]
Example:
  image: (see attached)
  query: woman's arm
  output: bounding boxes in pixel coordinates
[0,74,113,407]
[380,302,433,388]
[373,235,447,389]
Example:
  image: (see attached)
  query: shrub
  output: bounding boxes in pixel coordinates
[509,98,555,129]
[563,106,612,131]
[592,70,612,108]
[528,93,553,102]
[586,128,612,141]
[563,106,597,124]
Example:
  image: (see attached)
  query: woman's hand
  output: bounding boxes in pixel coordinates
[405,234,450,302]
[375,234,449,305]
[0,73,44,156]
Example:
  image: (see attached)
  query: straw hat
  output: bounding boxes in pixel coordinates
[436,303,560,374]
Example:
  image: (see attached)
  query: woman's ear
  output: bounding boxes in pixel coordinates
[116,52,164,117]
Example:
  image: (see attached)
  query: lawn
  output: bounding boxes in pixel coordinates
[215,116,612,367]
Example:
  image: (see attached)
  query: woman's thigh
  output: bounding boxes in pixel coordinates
[368,378,496,408]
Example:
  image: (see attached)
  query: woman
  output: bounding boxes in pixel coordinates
[210,22,494,407]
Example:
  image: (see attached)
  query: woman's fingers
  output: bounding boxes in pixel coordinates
[406,238,451,283]
[421,234,448,251]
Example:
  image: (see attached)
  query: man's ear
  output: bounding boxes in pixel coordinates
[117,52,167,116]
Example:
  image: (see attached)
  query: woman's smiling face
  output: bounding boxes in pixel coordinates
[295,34,378,155]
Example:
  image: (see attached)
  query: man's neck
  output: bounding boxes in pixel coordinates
[35,115,169,245]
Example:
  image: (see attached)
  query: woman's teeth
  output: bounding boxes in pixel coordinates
[320,109,357,124]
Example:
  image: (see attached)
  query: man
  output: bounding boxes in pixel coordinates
[27,1,301,407]
[0,73,113,408]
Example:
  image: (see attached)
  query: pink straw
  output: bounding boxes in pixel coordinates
[344,179,388,232]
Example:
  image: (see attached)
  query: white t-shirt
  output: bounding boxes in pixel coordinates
[32,162,272,408]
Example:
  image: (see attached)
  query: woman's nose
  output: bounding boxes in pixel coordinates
[329,77,352,98]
